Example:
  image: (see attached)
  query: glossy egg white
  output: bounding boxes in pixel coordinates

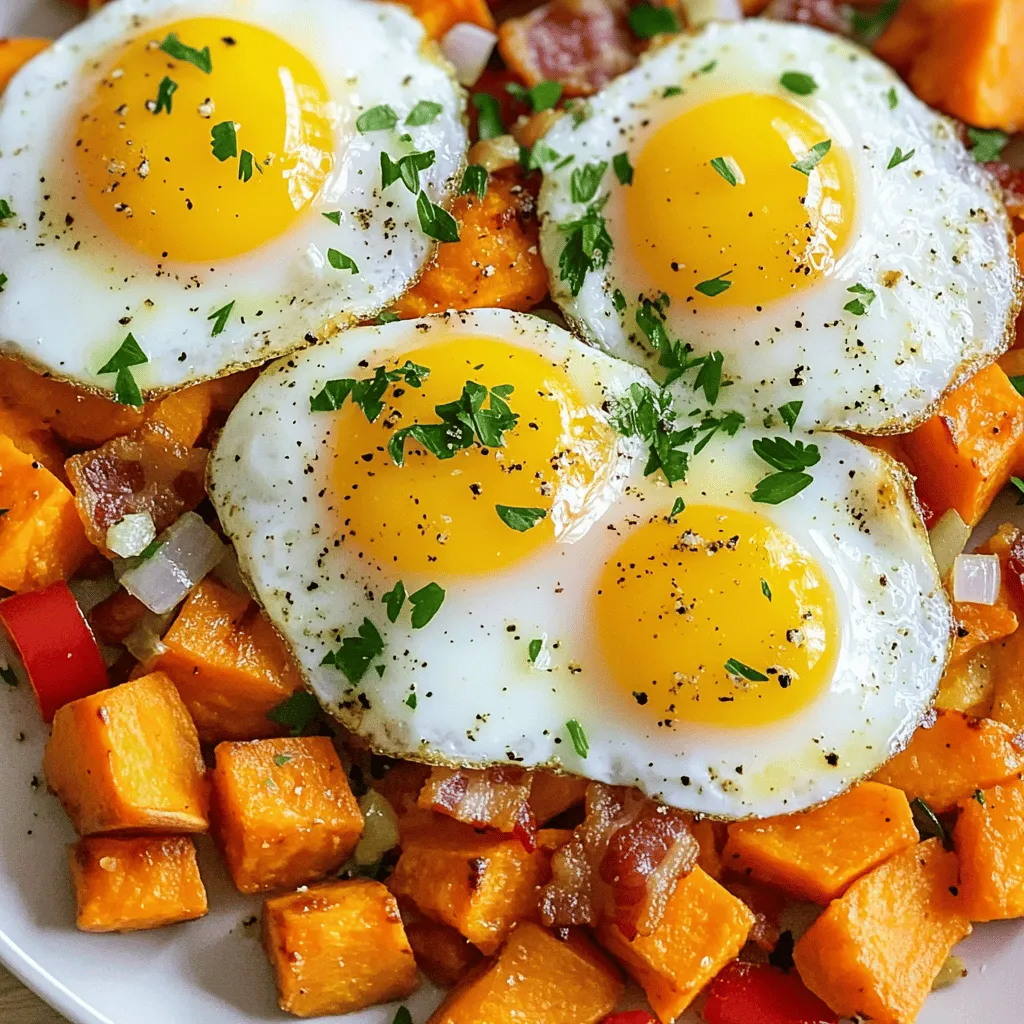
[537,20,1021,434]
[0,0,466,394]
[209,308,951,818]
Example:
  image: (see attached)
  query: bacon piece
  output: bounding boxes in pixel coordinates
[418,766,537,843]
[1004,528,1024,611]
[539,783,699,937]
[724,879,787,952]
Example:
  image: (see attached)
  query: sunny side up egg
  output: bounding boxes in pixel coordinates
[0,0,465,394]
[209,309,952,818]
[537,20,1022,434]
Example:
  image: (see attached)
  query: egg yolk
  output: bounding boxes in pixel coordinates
[626,93,855,308]
[75,17,334,262]
[594,504,839,727]
[333,336,619,577]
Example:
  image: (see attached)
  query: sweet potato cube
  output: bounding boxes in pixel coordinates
[388,815,555,954]
[954,774,1024,920]
[935,645,997,718]
[428,922,623,1024]
[991,628,1024,731]
[793,839,971,1024]
[152,579,303,743]
[403,908,484,988]
[872,709,1024,812]
[43,672,208,836]
[0,432,93,593]
[597,867,755,1022]
[0,400,66,478]
[263,879,417,1018]
[212,737,362,894]
[724,782,920,904]
[69,835,207,932]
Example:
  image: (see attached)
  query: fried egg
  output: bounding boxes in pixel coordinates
[210,309,951,817]
[537,20,1021,434]
[0,0,465,394]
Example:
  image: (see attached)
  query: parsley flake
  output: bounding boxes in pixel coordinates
[267,690,320,735]
[761,578,772,601]
[0,664,16,687]
[780,71,817,95]
[972,789,986,806]
[416,191,460,242]
[695,271,732,297]
[629,2,679,38]
[273,754,293,767]
[383,581,406,623]
[496,505,547,532]
[612,383,693,486]
[613,152,634,186]
[967,127,1009,163]
[663,85,683,98]
[310,361,429,418]
[725,658,768,682]
[406,100,443,126]
[393,1008,413,1024]
[0,273,7,293]
[751,435,820,505]
[506,80,563,112]
[381,149,436,194]
[710,156,740,186]
[557,200,613,296]
[669,496,685,520]
[460,164,488,199]
[1010,476,1024,505]
[887,86,899,110]
[208,301,235,337]
[409,582,445,628]
[778,400,803,431]
[844,282,876,316]
[238,149,256,182]
[910,796,952,848]
[357,105,398,133]
[612,288,627,313]
[566,718,589,758]
[851,0,900,43]
[152,76,177,115]
[211,121,238,162]
[791,140,831,175]
[887,146,915,169]
[0,200,14,223]
[159,32,212,74]
[97,334,148,407]
[321,618,385,684]
[1010,375,1024,397]
[471,93,504,140]
[528,638,543,664]
[327,248,358,273]
[570,161,608,204]
[693,350,724,405]
[405,693,417,709]
[322,210,342,225]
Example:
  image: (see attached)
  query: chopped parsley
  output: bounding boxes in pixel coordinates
[322,210,342,225]
[558,199,613,296]
[496,505,547,532]
[967,127,1009,163]
[506,80,563,112]
[406,100,443,126]
[376,311,400,324]
[693,409,744,454]
[887,86,899,110]
[97,333,148,407]
[1010,375,1024,397]
[0,200,15,223]
[152,76,177,115]
[321,618,386,684]
[327,248,358,273]
[460,164,489,199]
[159,32,212,74]
[725,658,768,682]
[393,1007,413,1024]
[381,149,436,194]
[1010,476,1024,505]
[528,639,543,664]
[356,105,399,133]
[778,400,803,431]
[751,435,820,504]
[612,288,626,313]
[851,0,900,43]
[570,161,607,203]
[780,71,817,96]
[409,582,445,627]
[668,496,685,520]
[887,146,915,169]
[844,282,876,316]
[566,718,589,758]
[416,191,460,242]
[0,273,7,293]
[471,93,504,140]
[972,789,986,806]
[211,121,238,162]
[693,350,724,405]
[612,383,693,486]
[267,690,320,735]
[0,663,16,687]
[629,2,679,38]
[910,796,952,849]
[238,150,259,182]
[273,754,293,767]
[761,578,772,601]
[612,152,634,186]
[383,581,406,622]
[710,156,740,186]
[208,301,235,337]
[699,60,717,74]
[310,360,429,417]
[520,141,565,172]
[791,140,831,175]
[695,271,732,297]
[663,86,683,98]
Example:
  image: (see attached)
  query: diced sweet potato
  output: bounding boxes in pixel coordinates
[0,432,94,592]
[530,770,588,824]
[872,709,1024,813]
[374,759,432,817]
[954,773,1024,920]
[211,736,362,894]
[399,0,495,38]
[263,879,417,1018]
[596,867,755,1023]
[69,835,207,932]
[935,645,997,718]
[951,600,1018,662]
[793,840,971,1024]
[144,382,217,449]
[902,364,1024,526]
[0,400,66,478]
[428,922,623,1024]
[402,906,484,988]
[991,626,1024,730]
[43,671,209,835]
[393,170,548,318]
[0,38,49,92]
[151,579,303,743]
[389,814,556,953]
[724,782,919,904]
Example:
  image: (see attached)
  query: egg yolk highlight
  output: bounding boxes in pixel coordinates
[334,336,619,577]
[626,93,855,308]
[594,504,839,727]
[76,17,334,262]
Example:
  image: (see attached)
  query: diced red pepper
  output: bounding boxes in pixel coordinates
[601,1013,658,1024]
[0,581,109,722]
[703,962,838,1024]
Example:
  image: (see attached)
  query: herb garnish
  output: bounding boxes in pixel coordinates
[404,693,416,709]
[0,200,13,223]
[791,140,831,175]
[886,87,898,110]
[152,76,177,115]
[695,271,733,297]
[159,32,212,74]
[778,400,802,431]
[693,409,744,454]
[972,789,986,806]
[416,191,460,242]
[406,100,443,126]
[460,164,488,199]
[851,0,899,43]
[613,383,693,485]
[496,505,547,532]
[310,361,429,417]
[1010,375,1024,397]
[844,283,876,316]
[887,147,915,169]
[327,249,358,273]
[357,105,399,133]
[629,2,679,38]
[409,582,446,627]
[506,80,563,112]
[208,300,235,337]
[780,71,817,96]
[211,121,238,161]
[383,581,406,623]
[570,161,608,203]
[97,333,148,407]
[910,796,952,849]
[693,350,724,404]
[967,127,1008,163]
[0,273,7,293]
[725,658,768,682]
[613,152,634,186]
[710,156,740,186]
[321,618,385,684]
[528,639,543,664]
[751,436,820,504]
[273,754,293,767]
[566,718,589,758]
[322,210,342,225]
[238,150,259,182]
[558,199,613,296]
[1010,476,1024,505]
[267,690,320,735]
[761,578,772,601]
[471,93,504,140]
[381,150,436,193]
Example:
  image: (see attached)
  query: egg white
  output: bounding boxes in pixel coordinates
[537,20,1021,435]
[0,0,466,394]
[209,309,951,818]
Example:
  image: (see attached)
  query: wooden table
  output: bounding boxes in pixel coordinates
[0,968,65,1024]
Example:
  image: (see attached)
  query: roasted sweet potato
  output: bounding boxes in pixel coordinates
[872,709,1024,813]
[211,736,363,894]
[0,400,66,477]
[935,645,998,718]
[793,840,971,1024]
[402,907,485,988]
[0,38,49,93]
[394,170,548,318]
[263,879,418,1018]
[991,627,1024,730]
[43,671,209,835]
[151,579,303,743]
[596,867,755,1023]
[691,817,725,880]
[428,921,624,1024]
[0,432,94,592]
[374,760,432,817]
[69,835,207,932]
[724,782,919,904]
[954,773,1024,920]
[399,0,495,38]
[389,814,557,953]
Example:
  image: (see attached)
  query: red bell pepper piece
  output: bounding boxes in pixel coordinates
[703,962,838,1024]
[601,1014,658,1024]
[0,581,109,722]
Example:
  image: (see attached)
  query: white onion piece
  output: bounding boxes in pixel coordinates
[952,553,1001,605]
[929,508,971,580]
[123,608,178,664]
[120,512,226,614]
[441,22,497,86]
[106,512,156,558]
[681,0,742,28]
[354,790,399,866]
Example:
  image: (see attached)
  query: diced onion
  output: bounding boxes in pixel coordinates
[120,512,226,614]
[441,22,497,86]
[354,790,400,867]
[681,0,742,28]
[929,508,971,579]
[123,608,177,664]
[952,553,1001,605]
[105,513,156,558]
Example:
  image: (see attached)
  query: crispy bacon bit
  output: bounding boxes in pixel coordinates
[1004,528,1024,610]
[724,879,787,952]
[418,766,537,844]
[65,422,208,553]
[88,588,149,646]
[538,783,699,937]
[983,162,1024,222]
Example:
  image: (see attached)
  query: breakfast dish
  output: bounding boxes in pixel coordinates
[2,0,1024,1023]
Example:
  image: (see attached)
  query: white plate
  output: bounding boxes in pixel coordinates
[1,3,1023,1022]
